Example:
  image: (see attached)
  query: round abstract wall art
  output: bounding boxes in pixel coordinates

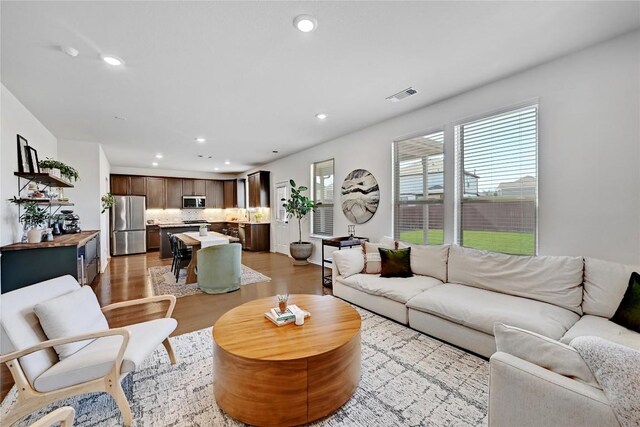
[340,169,380,224]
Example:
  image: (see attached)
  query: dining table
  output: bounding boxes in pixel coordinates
[174,231,240,284]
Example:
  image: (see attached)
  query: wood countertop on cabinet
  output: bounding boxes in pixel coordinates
[0,230,100,252]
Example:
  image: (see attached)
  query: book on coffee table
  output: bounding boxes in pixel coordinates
[264,304,310,327]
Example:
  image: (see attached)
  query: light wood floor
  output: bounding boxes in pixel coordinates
[1,250,329,400]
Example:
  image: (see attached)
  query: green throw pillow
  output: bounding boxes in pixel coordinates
[379,247,413,278]
[610,272,640,333]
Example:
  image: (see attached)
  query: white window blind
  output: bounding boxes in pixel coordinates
[393,130,445,245]
[456,105,538,255]
[312,159,334,236]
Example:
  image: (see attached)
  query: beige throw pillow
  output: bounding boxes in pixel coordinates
[362,241,396,274]
[332,248,365,278]
[494,323,600,389]
[34,286,109,359]
[397,242,449,281]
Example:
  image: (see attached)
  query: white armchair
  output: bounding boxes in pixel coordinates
[0,275,178,426]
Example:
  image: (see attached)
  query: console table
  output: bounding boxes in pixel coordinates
[321,236,369,287]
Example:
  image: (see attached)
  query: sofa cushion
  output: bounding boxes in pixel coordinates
[332,248,365,279]
[34,318,177,393]
[397,243,449,282]
[560,315,640,351]
[610,272,640,332]
[362,242,396,274]
[583,257,640,318]
[33,286,109,360]
[379,247,413,278]
[407,283,580,339]
[336,273,442,304]
[494,323,600,388]
[447,245,584,314]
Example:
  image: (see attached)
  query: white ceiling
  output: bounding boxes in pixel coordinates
[2,1,639,173]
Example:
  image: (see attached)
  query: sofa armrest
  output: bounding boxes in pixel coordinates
[489,352,618,427]
[332,260,340,287]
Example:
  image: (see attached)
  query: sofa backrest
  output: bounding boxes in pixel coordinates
[583,257,640,318]
[447,246,584,314]
[0,275,80,386]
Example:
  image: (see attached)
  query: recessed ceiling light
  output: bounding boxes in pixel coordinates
[224,160,230,165]
[214,167,219,171]
[294,15,317,33]
[152,162,158,167]
[101,55,124,66]
[196,137,206,143]
[61,46,79,57]
[315,113,327,120]
[155,154,163,159]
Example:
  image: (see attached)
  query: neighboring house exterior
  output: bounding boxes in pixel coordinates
[497,175,537,197]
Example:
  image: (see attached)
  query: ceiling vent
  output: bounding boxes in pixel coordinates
[386,87,418,102]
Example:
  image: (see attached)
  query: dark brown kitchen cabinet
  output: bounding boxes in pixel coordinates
[241,223,270,251]
[146,177,165,209]
[165,178,183,209]
[111,175,129,195]
[130,176,147,195]
[223,180,238,208]
[147,225,160,251]
[182,179,206,196]
[110,175,146,196]
[248,171,270,208]
[206,180,224,208]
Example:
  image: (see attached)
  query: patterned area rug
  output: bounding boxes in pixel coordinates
[1,307,488,427]
[148,265,271,298]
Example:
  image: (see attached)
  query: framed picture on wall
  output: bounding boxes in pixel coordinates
[26,146,40,173]
[17,135,30,173]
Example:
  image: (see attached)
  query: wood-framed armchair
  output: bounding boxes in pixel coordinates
[0,275,178,427]
[28,406,75,427]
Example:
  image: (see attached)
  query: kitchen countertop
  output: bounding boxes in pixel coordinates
[151,221,270,228]
[0,230,100,252]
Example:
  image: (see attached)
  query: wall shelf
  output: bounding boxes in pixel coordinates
[14,172,74,189]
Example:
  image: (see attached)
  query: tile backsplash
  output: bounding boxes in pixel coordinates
[145,208,270,223]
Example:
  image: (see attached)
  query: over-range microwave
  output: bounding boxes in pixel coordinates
[183,196,206,209]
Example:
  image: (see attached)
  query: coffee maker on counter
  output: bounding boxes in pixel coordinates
[60,210,81,234]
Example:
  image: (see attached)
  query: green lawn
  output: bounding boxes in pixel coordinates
[399,229,535,255]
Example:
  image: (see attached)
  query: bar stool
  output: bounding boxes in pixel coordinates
[170,234,192,282]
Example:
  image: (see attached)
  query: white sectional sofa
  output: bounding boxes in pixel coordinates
[331,241,639,426]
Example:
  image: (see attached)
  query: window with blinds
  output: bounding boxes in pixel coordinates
[393,130,445,245]
[312,159,334,236]
[456,105,538,255]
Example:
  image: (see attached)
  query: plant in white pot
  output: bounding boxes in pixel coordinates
[281,179,316,265]
[9,198,50,243]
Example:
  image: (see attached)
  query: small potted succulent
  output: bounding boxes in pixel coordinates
[38,158,80,183]
[281,179,316,265]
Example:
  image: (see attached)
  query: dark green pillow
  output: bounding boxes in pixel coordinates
[610,272,640,333]
[379,247,413,278]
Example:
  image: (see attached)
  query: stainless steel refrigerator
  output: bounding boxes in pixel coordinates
[111,195,146,255]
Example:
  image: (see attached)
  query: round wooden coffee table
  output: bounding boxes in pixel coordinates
[213,295,361,427]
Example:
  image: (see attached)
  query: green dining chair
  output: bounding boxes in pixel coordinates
[196,243,242,294]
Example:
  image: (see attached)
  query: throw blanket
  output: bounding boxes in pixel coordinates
[572,336,640,427]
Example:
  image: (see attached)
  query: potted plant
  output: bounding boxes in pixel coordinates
[101,192,115,213]
[281,179,316,265]
[38,158,80,183]
[9,198,50,243]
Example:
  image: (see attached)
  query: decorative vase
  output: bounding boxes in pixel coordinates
[289,242,313,266]
[278,300,287,314]
[27,228,43,243]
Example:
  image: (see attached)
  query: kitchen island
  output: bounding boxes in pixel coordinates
[1,230,100,293]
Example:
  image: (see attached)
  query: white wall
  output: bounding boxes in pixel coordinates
[111,166,233,180]
[1,84,58,246]
[253,31,640,265]
[58,139,111,272]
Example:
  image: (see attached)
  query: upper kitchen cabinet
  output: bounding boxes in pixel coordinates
[248,171,270,208]
[110,175,146,196]
[165,178,183,209]
[206,180,224,208]
[223,180,237,208]
[146,177,165,209]
[183,179,206,196]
